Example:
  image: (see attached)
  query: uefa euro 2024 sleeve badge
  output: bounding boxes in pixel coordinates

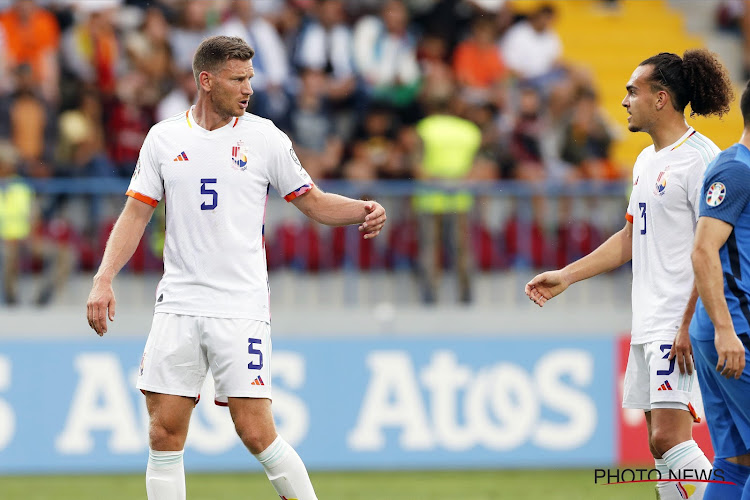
[706,182,726,207]
[231,140,249,171]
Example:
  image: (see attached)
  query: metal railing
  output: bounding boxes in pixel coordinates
[5,178,633,307]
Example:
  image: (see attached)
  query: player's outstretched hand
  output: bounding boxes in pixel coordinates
[86,278,116,337]
[669,326,693,375]
[525,270,569,307]
[359,201,386,239]
[715,328,745,379]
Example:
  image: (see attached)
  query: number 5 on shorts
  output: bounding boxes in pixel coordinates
[248,338,263,370]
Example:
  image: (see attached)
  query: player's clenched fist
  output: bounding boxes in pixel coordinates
[524,270,570,307]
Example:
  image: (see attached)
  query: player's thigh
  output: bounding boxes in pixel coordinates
[137,313,209,398]
[227,397,275,430]
[693,336,750,458]
[648,406,694,444]
[144,391,196,449]
[203,318,272,404]
[622,344,650,409]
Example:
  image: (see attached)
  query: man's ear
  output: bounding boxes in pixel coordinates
[655,90,669,111]
[199,71,211,92]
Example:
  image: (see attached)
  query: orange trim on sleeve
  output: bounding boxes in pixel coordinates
[625,213,634,224]
[284,183,314,202]
[126,189,158,207]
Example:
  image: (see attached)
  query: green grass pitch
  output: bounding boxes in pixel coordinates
[0,469,654,499]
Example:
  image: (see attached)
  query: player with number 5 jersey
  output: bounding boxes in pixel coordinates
[525,50,733,500]
[86,36,387,500]
[127,108,312,322]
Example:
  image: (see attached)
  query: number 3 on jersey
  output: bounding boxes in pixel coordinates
[201,178,218,210]
[639,202,647,235]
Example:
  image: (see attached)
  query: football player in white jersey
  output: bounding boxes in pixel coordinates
[85,36,386,500]
[525,50,733,500]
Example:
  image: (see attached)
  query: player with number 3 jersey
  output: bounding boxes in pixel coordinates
[525,50,733,500]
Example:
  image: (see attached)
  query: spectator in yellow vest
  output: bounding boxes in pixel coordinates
[0,141,33,305]
[413,85,481,303]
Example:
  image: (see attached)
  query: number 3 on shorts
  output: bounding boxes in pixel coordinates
[657,344,675,376]
[248,338,263,370]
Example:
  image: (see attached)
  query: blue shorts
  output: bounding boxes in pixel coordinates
[690,332,750,459]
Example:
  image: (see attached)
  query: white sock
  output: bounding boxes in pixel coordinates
[662,440,712,499]
[655,458,681,500]
[254,435,318,500]
[146,449,186,500]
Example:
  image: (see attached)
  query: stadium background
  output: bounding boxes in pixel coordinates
[0,0,746,498]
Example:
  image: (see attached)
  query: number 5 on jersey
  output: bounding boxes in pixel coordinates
[201,178,218,210]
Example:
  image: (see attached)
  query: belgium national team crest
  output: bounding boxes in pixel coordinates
[231,140,249,171]
[653,167,670,196]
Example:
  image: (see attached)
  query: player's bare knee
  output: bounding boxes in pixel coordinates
[234,422,274,454]
[727,453,750,467]
[648,439,661,459]
[148,421,186,451]
[650,428,679,457]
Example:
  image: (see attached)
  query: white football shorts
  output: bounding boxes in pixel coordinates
[136,312,272,405]
[622,340,702,421]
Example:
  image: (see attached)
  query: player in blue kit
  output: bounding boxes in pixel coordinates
[690,79,750,499]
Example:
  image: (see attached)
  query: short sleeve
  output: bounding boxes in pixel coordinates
[625,163,639,223]
[686,157,710,220]
[699,161,750,227]
[126,130,163,207]
[265,127,314,202]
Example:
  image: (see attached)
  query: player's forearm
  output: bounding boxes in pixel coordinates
[692,245,734,332]
[94,201,153,284]
[562,226,632,285]
[300,191,368,226]
[678,285,700,330]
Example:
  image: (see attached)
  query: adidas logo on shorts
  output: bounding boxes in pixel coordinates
[657,380,673,391]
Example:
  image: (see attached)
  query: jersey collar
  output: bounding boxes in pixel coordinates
[186,107,239,134]
[668,127,696,152]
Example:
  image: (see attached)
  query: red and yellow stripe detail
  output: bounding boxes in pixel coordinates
[284,183,313,202]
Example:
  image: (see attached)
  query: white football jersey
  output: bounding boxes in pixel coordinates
[626,127,719,344]
[126,108,313,321]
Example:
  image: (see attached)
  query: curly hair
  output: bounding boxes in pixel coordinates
[640,49,734,118]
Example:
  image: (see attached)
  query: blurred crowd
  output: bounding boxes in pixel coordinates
[0,0,625,305]
[717,0,750,79]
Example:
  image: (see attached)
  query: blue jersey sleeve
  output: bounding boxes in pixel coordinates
[700,160,750,226]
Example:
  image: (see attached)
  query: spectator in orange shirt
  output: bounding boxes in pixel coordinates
[452,16,507,103]
[0,0,60,102]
